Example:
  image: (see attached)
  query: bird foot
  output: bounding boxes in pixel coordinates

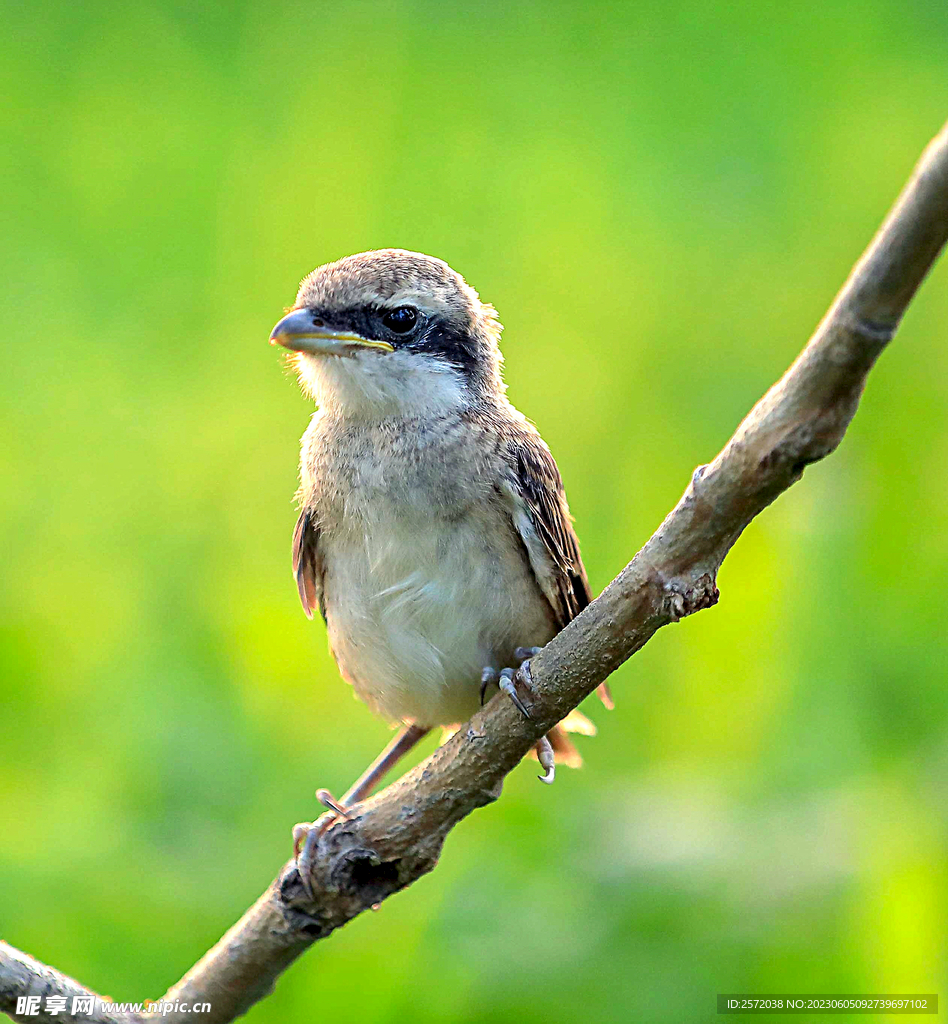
[291,724,431,897]
[479,646,542,719]
[292,789,354,898]
[535,734,555,784]
[499,666,533,718]
[479,652,556,785]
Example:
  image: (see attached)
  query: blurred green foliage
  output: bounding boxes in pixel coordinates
[2,1,947,1021]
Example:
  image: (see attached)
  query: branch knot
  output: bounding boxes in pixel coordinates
[663,574,720,622]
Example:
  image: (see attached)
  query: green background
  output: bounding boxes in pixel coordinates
[2,2,946,1021]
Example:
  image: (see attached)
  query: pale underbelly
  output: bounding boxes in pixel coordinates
[322,518,556,726]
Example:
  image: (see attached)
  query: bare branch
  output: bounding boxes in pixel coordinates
[0,942,140,1024]
[3,122,947,1024]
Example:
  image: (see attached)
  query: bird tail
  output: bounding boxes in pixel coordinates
[596,681,615,710]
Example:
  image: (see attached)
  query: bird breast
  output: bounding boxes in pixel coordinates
[303,412,557,726]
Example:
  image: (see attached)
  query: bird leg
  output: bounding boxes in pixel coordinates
[293,723,430,893]
[338,722,432,807]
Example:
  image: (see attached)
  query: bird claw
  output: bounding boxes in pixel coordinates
[479,666,498,706]
[315,788,352,819]
[293,821,320,898]
[481,646,542,717]
[535,734,556,784]
[292,820,312,857]
[480,653,559,786]
[292,789,353,898]
[499,667,533,719]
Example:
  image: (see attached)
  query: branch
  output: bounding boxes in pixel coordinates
[0,942,138,1024]
[4,122,947,1024]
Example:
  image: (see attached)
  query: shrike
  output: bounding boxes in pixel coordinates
[270,249,611,850]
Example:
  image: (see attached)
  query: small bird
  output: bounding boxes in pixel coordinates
[270,250,611,846]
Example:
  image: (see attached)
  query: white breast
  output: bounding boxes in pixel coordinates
[322,495,556,727]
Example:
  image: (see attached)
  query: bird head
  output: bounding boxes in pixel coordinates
[270,249,504,416]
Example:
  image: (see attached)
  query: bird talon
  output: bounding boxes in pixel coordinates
[516,657,537,694]
[480,666,498,706]
[536,735,555,784]
[292,820,312,858]
[295,823,323,899]
[292,789,355,898]
[293,724,431,897]
[293,803,347,899]
[498,667,532,719]
[316,788,352,819]
[483,653,542,719]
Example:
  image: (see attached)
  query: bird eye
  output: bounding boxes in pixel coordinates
[381,306,418,334]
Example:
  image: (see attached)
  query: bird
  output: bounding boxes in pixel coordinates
[269,249,611,858]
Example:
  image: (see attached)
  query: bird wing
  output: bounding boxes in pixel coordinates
[501,429,613,709]
[292,508,325,621]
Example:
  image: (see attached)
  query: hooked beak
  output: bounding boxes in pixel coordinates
[269,309,395,355]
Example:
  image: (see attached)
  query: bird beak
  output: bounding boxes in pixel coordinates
[269,309,394,355]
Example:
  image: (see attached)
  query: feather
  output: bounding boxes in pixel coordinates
[503,430,614,711]
[292,508,325,621]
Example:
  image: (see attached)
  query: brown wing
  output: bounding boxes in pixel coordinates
[510,436,591,627]
[292,508,325,621]
[505,431,613,709]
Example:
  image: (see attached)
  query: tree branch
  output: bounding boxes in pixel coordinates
[0,942,136,1024]
[4,122,947,1024]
